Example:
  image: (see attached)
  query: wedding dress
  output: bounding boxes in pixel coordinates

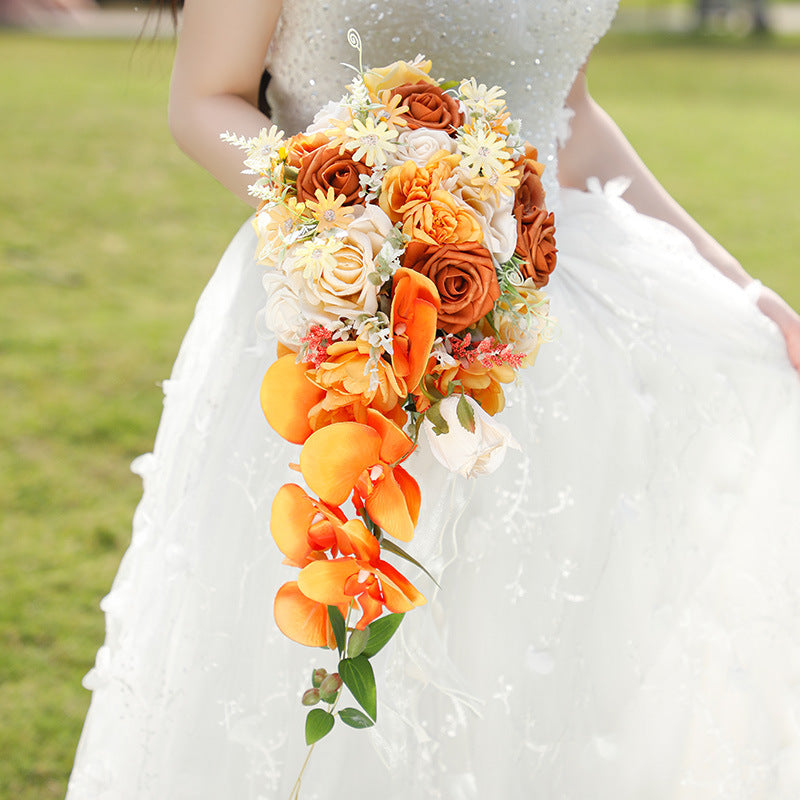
[66,1,800,798]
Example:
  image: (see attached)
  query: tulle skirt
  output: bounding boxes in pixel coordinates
[66,184,800,800]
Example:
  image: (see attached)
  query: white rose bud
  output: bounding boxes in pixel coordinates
[423,395,520,478]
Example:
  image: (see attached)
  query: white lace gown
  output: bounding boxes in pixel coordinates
[66,1,800,798]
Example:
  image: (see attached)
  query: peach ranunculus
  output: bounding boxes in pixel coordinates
[299,409,421,542]
[362,58,436,99]
[297,519,426,629]
[390,82,464,134]
[402,241,501,333]
[379,151,461,223]
[415,356,515,416]
[401,189,483,246]
[296,145,371,206]
[307,336,408,426]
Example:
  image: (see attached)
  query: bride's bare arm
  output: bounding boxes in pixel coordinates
[168,0,283,205]
[559,65,800,372]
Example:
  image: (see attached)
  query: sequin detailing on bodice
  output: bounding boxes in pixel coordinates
[266,0,618,198]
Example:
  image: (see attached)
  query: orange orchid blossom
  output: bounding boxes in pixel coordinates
[299,409,421,542]
[274,581,346,648]
[390,268,440,394]
[271,482,349,566]
[260,353,325,444]
[297,518,426,630]
[271,482,424,642]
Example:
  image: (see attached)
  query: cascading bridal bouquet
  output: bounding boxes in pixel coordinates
[223,29,558,798]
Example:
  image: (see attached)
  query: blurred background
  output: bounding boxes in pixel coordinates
[1,2,799,797]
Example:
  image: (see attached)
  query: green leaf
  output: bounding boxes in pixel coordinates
[338,707,375,729]
[425,402,449,436]
[421,375,445,403]
[456,393,476,433]
[305,708,335,745]
[363,613,405,658]
[339,655,377,721]
[439,79,460,91]
[327,606,346,655]
[380,538,440,588]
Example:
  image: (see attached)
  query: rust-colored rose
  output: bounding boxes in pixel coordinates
[391,82,464,134]
[296,146,371,206]
[513,205,557,288]
[285,132,329,169]
[514,159,546,215]
[403,241,500,333]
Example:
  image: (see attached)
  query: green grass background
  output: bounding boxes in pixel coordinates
[1,26,799,799]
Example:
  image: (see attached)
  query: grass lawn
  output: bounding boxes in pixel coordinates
[1,29,799,799]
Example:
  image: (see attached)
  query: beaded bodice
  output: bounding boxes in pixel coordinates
[265,0,619,198]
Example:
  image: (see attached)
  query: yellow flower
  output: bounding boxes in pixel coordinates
[305,188,354,233]
[376,90,410,130]
[471,159,521,202]
[458,78,508,118]
[253,197,308,267]
[457,126,510,178]
[341,117,398,167]
[289,236,343,282]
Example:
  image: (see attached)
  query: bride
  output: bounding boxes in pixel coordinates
[66,1,800,798]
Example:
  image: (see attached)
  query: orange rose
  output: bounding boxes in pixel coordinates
[285,132,329,169]
[390,82,464,134]
[402,189,483,245]
[403,241,500,333]
[513,206,557,288]
[379,151,460,223]
[296,146,371,206]
[513,144,546,216]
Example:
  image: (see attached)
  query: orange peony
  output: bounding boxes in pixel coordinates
[401,189,483,245]
[379,151,460,223]
[415,358,515,416]
[307,337,407,424]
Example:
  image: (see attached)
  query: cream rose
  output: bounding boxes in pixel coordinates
[423,395,520,478]
[284,205,393,322]
[386,128,458,169]
[261,271,332,348]
[449,166,517,263]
